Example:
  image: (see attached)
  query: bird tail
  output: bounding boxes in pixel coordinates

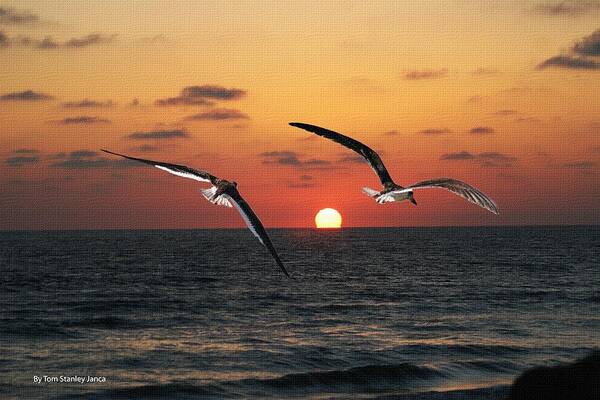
[362,187,380,197]
[201,187,232,207]
[201,186,217,201]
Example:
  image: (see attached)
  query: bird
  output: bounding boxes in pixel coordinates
[101,149,291,278]
[288,123,499,215]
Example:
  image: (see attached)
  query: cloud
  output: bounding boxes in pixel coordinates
[536,55,600,70]
[127,129,189,140]
[404,69,447,80]
[64,33,117,48]
[58,116,110,124]
[50,150,139,169]
[471,68,499,76]
[338,154,367,163]
[62,99,115,108]
[138,34,166,43]
[129,144,160,152]
[417,128,452,135]
[155,85,245,106]
[0,31,8,47]
[493,110,518,116]
[303,159,331,166]
[36,36,59,49]
[477,152,518,167]
[534,1,600,16]
[441,151,475,160]
[5,156,39,167]
[181,85,245,100]
[469,126,495,135]
[441,151,517,167]
[155,96,213,106]
[2,33,116,50]
[186,108,249,121]
[0,90,53,101]
[300,174,313,181]
[0,7,39,25]
[260,151,301,165]
[515,116,541,123]
[288,182,317,188]
[69,150,98,158]
[14,148,39,154]
[537,29,600,70]
[384,130,399,136]
[260,151,331,168]
[563,161,596,169]
[573,29,600,56]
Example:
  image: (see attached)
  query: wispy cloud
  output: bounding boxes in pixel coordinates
[63,33,117,48]
[563,160,596,169]
[417,128,452,135]
[129,144,160,152]
[155,85,246,106]
[186,108,249,121]
[0,7,39,25]
[471,68,499,76]
[0,90,53,101]
[58,116,110,124]
[469,126,495,135]
[62,99,115,108]
[440,151,474,160]
[534,1,600,16]
[337,154,368,164]
[155,97,213,106]
[14,148,39,154]
[404,69,447,80]
[50,150,139,169]
[5,155,39,167]
[0,30,8,47]
[127,129,189,140]
[493,110,518,116]
[2,32,117,50]
[260,151,331,168]
[441,151,517,167]
[287,182,317,188]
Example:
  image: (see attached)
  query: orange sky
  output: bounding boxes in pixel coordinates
[1,1,599,229]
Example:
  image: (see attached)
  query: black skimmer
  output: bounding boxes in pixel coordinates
[288,123,499,215]
[102,150,291,277]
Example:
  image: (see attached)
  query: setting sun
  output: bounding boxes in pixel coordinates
[315,208,342,229]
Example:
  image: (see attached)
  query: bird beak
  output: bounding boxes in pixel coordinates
[410,197,417,205]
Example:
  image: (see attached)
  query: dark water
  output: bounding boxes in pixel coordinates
[1,226,598,400]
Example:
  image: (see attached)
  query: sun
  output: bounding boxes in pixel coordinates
[315,208,342,229]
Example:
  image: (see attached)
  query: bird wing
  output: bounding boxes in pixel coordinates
[289,123,394,187]
[406,178,499,215]
[101,149,219,184]
[223,188,291,278]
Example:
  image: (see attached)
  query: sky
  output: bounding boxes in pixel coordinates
[1,1,599,229]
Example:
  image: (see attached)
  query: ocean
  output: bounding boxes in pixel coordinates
[1,226,598,399]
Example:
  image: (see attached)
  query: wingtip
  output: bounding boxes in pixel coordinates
[101,149,117,156]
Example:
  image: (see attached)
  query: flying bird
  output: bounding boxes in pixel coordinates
[289,123,499,215]
[101,150,291,278]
